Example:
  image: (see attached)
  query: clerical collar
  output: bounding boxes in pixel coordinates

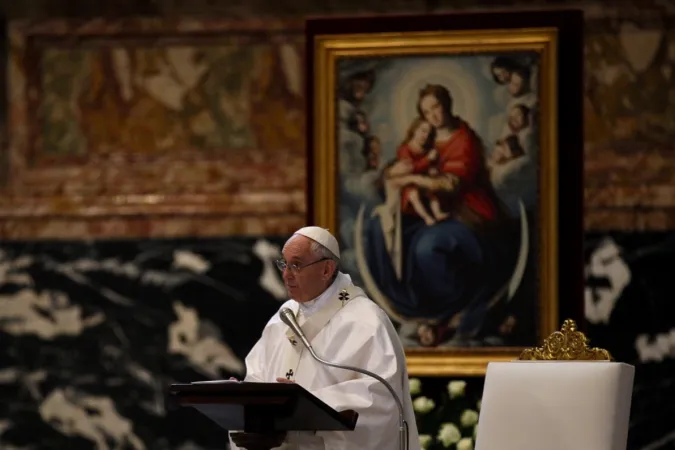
[297,271,351,317]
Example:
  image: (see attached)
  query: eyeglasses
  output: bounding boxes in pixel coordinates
[275,258,329,273]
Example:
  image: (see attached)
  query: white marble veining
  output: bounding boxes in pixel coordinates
[0,237,287,449]
[0,234,672,449]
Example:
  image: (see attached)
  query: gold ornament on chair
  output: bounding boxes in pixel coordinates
[518,319,614,361]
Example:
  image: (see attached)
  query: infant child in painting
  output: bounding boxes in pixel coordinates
[396,118,449,225]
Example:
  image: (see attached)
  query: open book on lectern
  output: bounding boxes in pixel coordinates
[168,381,358,433]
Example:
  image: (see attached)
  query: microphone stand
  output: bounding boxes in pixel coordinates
[305,344,409,450]
[280,308,409,450]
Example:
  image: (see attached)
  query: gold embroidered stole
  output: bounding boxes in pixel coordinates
[279,285,364,381]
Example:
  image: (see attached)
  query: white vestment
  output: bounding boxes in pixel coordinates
[229,272,420,450]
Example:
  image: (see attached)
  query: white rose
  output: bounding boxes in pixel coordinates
[418,434,433,449]
[447,380,467,399]
[409,378,422,396]
[413,396,435,414]
[460,409,479,427]
[437,422,461,447]
[473,424,478,440]
[457,437,474,450]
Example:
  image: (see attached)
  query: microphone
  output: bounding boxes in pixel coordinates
[279,308,313,350]
[279,307,409,450]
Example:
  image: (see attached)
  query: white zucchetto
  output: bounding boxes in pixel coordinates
[293,226,340,259]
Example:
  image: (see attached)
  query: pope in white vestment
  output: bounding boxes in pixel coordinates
[229,227,420,450]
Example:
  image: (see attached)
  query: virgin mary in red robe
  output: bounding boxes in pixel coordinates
[361,84,518,343]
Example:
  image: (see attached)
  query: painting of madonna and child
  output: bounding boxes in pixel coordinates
[336,53,543,350]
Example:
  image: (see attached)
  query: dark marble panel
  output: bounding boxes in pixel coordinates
[585,233,675,450]
[0,237,288,449]
[0,233,674,449]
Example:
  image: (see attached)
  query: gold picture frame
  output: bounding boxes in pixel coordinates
[306,12,584,376]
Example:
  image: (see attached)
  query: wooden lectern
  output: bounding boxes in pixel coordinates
[168,381,358,450]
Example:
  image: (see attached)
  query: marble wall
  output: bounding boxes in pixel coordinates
[584,233,675,449]
[0,233,673,449]
[0,237,287,449]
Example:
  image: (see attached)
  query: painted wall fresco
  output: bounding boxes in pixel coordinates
[1,19,306,239]
[1,7,675,239]
[583,15,675,231]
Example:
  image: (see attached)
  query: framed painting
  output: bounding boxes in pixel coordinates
[306,11,584,376]
[1,18,306,239]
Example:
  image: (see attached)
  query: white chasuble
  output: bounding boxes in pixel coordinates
[228,272,421,450]
[279,285,352,383]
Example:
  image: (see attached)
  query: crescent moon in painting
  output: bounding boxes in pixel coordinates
[353,200,530,326]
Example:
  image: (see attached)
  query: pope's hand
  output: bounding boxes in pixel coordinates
[276,377,295,384]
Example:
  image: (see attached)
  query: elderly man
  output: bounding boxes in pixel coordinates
[229,226,420,450]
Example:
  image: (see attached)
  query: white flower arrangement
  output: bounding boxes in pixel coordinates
[460,409,479,427]
[437,423,461,446]
[457,437,474,450]
[413,396,436,414]
[419,434,433,449]
[413,378,483,450]
[447,380,467,399]
[409,378,422,395]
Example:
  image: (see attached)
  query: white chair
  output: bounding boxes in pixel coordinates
[475,319,635,450]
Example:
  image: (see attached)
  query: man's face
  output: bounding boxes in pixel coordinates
[281,236,332,303]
